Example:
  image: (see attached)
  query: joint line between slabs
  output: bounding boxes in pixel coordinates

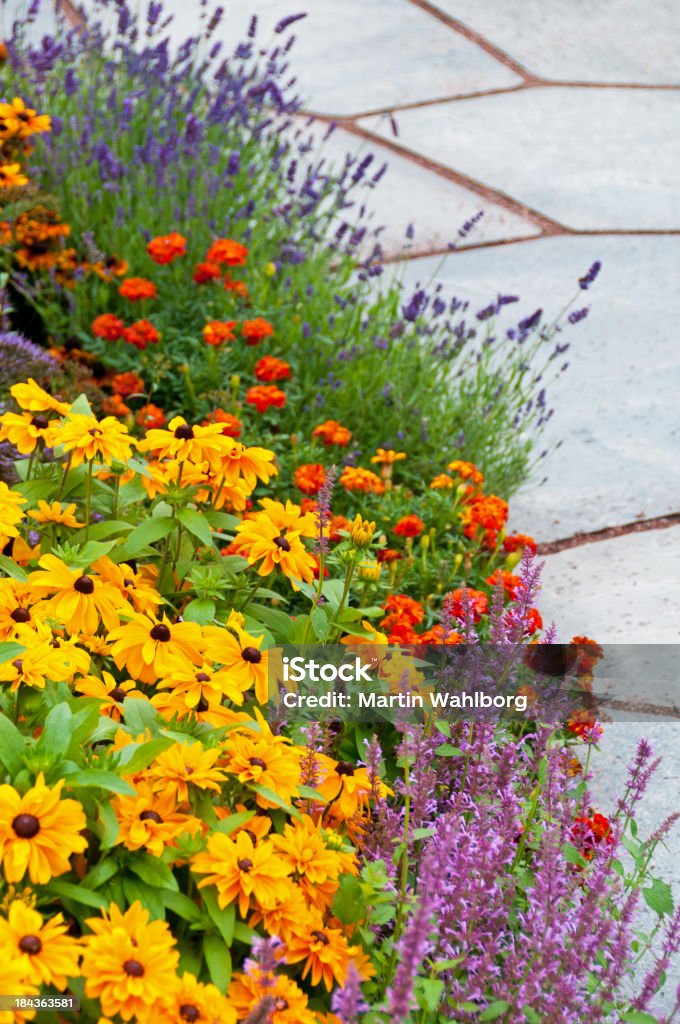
[536,512,680,555]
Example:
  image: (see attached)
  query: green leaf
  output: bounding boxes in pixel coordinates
[36,702,73,763]
[417,977,444,1012]
[69,393,93,416]
[412,827,435,840]
[523,1008,543,1024]
[122,696,159,737]
[213,811,256,836]
[64,770,136,796]
[642,878,674,917]
[203,933,232,993]
[561,843,588,868]
[249,784,300,818]
[122,875,165,918]
[480,1001,510,1020]
[620,1012,662,1024]
[202,510,240,531]
[115,516,176,560]
[202,887,235,945]
[85,520,135,542]
[178,507,214,548]
[163,890,205,925]
[435,744,464,757]
[0,555,27,581]
[97,801,120,851]
[128,854,179,891]
[72,539,120,565]
[47,879,108,910]
[332,874,364,924]
[183,598,216,625]
[311,606,330,641]
[233,921,258,944]
[0,713,26,774]
[0,641,25,665]
[116,736,175,775]
[245,604,295,642]
[81,857,118,890]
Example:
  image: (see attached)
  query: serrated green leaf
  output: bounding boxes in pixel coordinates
[435,744,464,757]
[332,874,364,924]
[183,598,216,625]
[561,842,588,868]
[620,1012,661,1024]
[480,1000,510,1020]
[417,977,444,1012]
[643,878,674,917]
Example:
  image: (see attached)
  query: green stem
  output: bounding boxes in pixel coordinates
[84,460,94,541]
[328,553,357,640]
[238,576,261,615]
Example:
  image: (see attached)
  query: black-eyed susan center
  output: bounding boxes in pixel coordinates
[241,646,261,664]
[10,607,30,623]
[123,958,145,977]
[174,424,194,440]
[74,575,94,594]
[18,934,42,954]
[139,810,163,824]
[12,813,40,838]
[273,534,290,552]
[150,623,171,642]
[179,1006,200,1023]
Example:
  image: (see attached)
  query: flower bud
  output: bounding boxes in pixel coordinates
[356,561,381,583]
[265,261,277,277]
[505,550,522,571]
[350,514,376,549]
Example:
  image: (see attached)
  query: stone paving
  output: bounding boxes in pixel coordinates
[24,0,680,1009]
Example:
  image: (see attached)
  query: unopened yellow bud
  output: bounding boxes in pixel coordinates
[420,535,430,551]
[230,373,241,394]
[452,553,463,573]
[265,261,277,277]
[505,551,522,572]
[357,561,381,583]
[350,514,376,549]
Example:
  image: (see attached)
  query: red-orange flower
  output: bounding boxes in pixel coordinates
[254,356,291,382]
[447,459,484,485]
[203,409,243,438]
[312,419,352,446]
[245,385,286,413]
[571,812,614,860]
[224,274,249,298]
[193,260,222,283]
[293,463,326,496]
[92,313,125,341]
[203,320,236,347]
[206,238,248,266]
[328,514,351,542]
[503,532,537,555]
[443,587,489,622]
[112,372,145,398]
[146,231,186,264]
[123,319,160,350]
[486,569,523,600]
[381,593,424,627]
[136,403,166,430]
[242,318,274,346]
[393,515,424,538]
[377,548,402,563]
[102,394,131,417]
[118,277,157,301]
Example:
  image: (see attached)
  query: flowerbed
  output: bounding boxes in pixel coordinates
[0,3,677,1024]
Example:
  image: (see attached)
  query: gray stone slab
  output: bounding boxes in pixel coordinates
[294,119,539,256]
[399,236,680,541]
[360,89,680,230]
[430,0,680,85]
[102,0,521,116]
[537,527,680,643]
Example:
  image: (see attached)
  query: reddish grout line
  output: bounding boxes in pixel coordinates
[536,512,680,556]
[329,117,565,235]
[404,0,536,81]
[603,697,680,721]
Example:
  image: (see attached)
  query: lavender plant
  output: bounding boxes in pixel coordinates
[0,0,594,495]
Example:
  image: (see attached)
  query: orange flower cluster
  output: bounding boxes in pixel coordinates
[293,463,327,496]
[245,385,286,414]
[339,466,385,496]
[312,419,352,446]
[254,355,291,382]
[91,314,160,350]
[461,493,509,549]
[118,276,157,301]
[203,319,236,347]
[12,205,76,274]
[203,409,243,438]
[393,514,424,538]
[146,231,186,264]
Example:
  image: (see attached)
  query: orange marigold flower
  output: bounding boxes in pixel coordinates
[571,812,614,860]
[123,319,160,350]
[206,237,248,266]
[447,459,484,485]
[245,384,286,413]
[461,494,509,546]
[112,372,145,398]
[393,514,424,538]
[329,514,351,542]
[293,463,326,496]
[382,593,424,626]
[136,403,166,430]
[443,587,489,623]
[146,231,186,264]
[503,532,537,554]
[192,260,222,283]
[419,624,464,645]
[430,473,455,489]
[242,317,274,346]
[203,319,236,347]
[339,466,385,495]
[118,277,157,301]
[377,547,402,563]
[312,419,352,446]
[571,635,605,673]
[567,711,603,742]
[486,569,523,601]
[525,607,543,634]
[254,355,291,382]
[102,394,131,418]
[92,313,125,341]
[371,448,406,466]
[203,408,243,438]
[224,274,249,298]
